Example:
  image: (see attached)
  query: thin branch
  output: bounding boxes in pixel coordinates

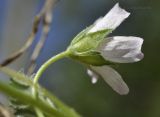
[28,1,58,116]
[0,0,48,66]
[27,0,57,75]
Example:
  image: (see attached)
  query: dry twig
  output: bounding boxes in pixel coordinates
[0,0,57,66]
[27,0,58,75]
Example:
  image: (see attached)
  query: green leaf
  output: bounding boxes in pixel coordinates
[10,99,36,117]
[0,67,34,87]
[10,78,30,90]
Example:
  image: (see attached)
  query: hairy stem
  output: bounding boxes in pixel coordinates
[0,66,81,117]
[35,107,45,117]
[0,81,65,117]
[33,86,45,117]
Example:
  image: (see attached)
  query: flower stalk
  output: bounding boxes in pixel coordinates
[34,50,70,84]
[32,50,71,117]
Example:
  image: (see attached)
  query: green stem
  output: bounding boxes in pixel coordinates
[33,86,45,117]
[32,50,70,116]
[42,87,81,117]
[35,107,45,117]
[0,66,81,117]
[34,51,70,84]
[0,81,65,117]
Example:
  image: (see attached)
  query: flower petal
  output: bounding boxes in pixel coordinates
[97,36,144,63]
[91,65,129,95]
[88,3,130,33]
[87,69,99,84]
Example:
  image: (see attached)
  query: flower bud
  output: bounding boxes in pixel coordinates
[67,28,112,66]
[67,3,130,66]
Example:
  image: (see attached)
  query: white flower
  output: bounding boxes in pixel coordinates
[88,3,130,33]
[97,36,144,63]
[87,69,99,84]
[86,3,144,95]
[87,36,143,95]
[68,3,144,95]
[87,66,129,95]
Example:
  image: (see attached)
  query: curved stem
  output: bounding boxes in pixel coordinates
[32,51,70,116]
[34,50,70,84]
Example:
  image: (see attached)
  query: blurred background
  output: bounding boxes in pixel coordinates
[0,0,160,117]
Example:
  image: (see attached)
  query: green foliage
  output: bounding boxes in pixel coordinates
[9,79,36,117]
[0,67,81,117]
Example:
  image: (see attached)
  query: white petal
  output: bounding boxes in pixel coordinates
[88,3,130,33]
[97,36,144,63]
[91,65,129,95]
[91,76,98,84]
[87,69,99,84]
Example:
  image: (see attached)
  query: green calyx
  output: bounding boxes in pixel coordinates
[68,51,110,66]
[67,27,112,66]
